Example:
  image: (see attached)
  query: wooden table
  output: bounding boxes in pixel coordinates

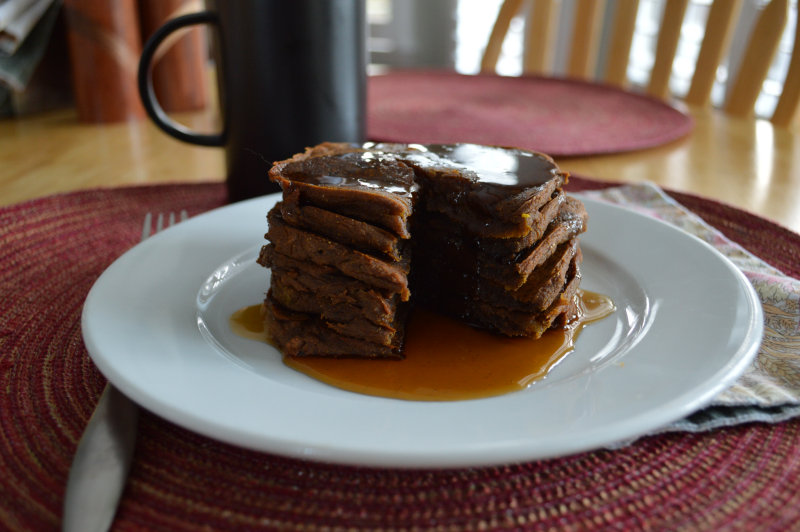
[2,103,799,234]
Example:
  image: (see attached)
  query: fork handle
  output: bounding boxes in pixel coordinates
[62,385,139,532]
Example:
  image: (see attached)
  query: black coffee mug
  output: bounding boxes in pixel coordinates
[138,0,367,201]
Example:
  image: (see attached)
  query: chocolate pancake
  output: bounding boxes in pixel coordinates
[265,209,411,300]
[279,191,402,260]
[270,147,417,237]
[263,295,405,359]
[260,142,587,358]
[437,252,583,338]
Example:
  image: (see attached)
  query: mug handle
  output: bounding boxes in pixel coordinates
[137,11,224,147]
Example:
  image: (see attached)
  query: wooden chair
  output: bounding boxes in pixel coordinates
[480,0,800,127]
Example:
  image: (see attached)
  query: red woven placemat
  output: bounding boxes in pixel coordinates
[368,71,694,156]
[2,181,799,531]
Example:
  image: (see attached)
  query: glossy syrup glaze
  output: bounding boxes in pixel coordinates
[230,290,615,401]
[282,151,418,199]
[412,143,561,186]
[283,143,561,195]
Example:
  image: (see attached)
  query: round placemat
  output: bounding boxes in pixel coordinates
[368,71,694,156]
[1,182,799,531]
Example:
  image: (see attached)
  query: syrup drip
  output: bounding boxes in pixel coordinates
[229,290,614,401]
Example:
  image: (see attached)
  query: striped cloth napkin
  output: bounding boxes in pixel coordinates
[582,183,800,432]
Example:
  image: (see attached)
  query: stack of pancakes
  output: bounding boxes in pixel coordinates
[258,142,587,359]
[258,146,415,359]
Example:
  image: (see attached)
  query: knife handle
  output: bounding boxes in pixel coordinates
[62,385,139,532]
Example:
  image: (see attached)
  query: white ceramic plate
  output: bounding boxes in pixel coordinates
[82,194,763,468]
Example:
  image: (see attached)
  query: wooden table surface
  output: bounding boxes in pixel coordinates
[2,102,799,234]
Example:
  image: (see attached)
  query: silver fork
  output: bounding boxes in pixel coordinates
[63,211,188,532]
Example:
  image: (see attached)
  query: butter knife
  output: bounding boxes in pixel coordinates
[62,385,139,532]
[63,212,182,532]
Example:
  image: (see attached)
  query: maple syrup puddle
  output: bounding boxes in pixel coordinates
[229,290,615,401]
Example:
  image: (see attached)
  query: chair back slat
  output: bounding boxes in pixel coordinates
[772,13,800,126]
[522,0,559,74]
[685,0,743,107]
[603,0,640,87]
[725,0,788,117]
[566,0,607,79]
[480,0,524,73]
[646,0,690,99]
